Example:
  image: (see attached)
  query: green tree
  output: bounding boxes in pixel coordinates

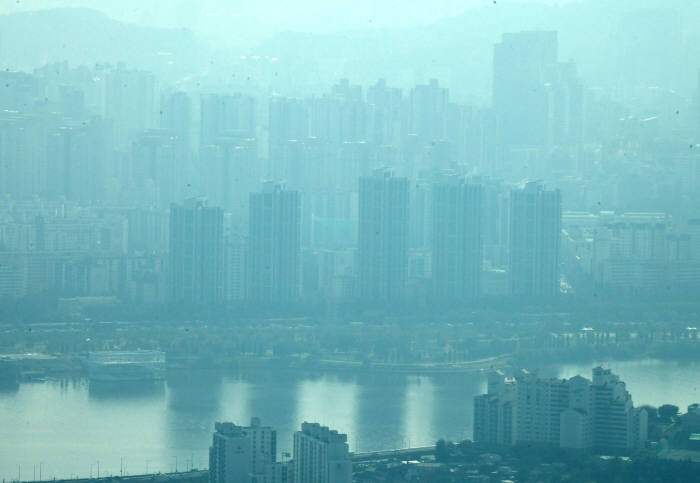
[659,404,679,420]
[640,405,658,420]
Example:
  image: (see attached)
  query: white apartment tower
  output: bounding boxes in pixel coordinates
[293,422,352,483]
[209,418,278,483]
[473,370,517,445]
[591,367,648,451]
[473,367,647,452]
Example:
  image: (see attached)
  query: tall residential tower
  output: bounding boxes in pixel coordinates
[509,182,562,297]
[169,198,224,304]
[293,422,352,483]
[358,169,409,299]
[432,178,483,299]
[209,418,279,483]
[247,182,301,302]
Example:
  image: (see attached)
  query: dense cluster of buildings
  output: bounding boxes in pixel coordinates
[0,30,698,306]
[0,174,564,305]
[563,212,700,290]
[474,367,648,452]
[209,419,351,483]
[209,368,650,482]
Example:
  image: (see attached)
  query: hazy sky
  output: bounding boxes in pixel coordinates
[2,0,575,44]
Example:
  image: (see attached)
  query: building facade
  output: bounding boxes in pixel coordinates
[509,182,562,297]
[169,198,224,304]
[358,169,409,300]
[209,418,278,483]
[432,178,483,299]
[474,367,647,452]
[247,182,301,302]
[293,422,352,483]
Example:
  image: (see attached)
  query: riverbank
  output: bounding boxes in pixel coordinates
[13,471,207,483]
[0,351,512,384]
[4,343,700,386]
[233,353,513,374]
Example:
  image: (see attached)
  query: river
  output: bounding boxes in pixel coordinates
[1,358,698,480]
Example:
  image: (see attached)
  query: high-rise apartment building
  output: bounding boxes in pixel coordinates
[358,169,409,300]
[409,182,431,250]
[308,82,366,145]
[409,79,448,143]
[209,418,278,483]
[0,111,48,200]
[201,134,259,224]
[46,124,90,203]
[473,370,517,445]
[104,64,155,148]
[509,182,562,297]
[432,178,483,299]
[479,177,510,269]
[247,182,301,301]
[492,31,582,178]
[160,91,192,154]
[268,96,309,174]
[200,93,256,152]
[591,367,648,451]
[0,71,39,112]
[591,213,669,289]
[366,79,404,147]
[132,128,188,208]
[224,232,247,302]
[199,95,259,225]
[169,198,224,304]
[474,367,647,451]
[492,31,558,150]
[293,422,352,483]
[514,370,570,444]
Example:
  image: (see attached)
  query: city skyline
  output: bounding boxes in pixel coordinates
[1,1,700,481]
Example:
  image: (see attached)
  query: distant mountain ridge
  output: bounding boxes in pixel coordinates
[249,0,700,102]
[0,8,203,80]
[1,3,698,104]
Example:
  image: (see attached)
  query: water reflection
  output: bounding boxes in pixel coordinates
[217,376,252,424]
[89,380,165,400]
[555,359,700,408]
[0,382,19,394]
[432,373,486,444]
[354,372,406,452]
[167,370,224,413]
[403,376,435,448]
[294,374,359,451]
[240,370,298,455]
[165,369,226,467]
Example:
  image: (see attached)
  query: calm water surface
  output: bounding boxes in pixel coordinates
[1,359,698,480]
